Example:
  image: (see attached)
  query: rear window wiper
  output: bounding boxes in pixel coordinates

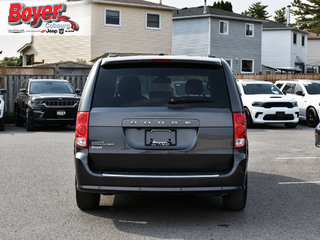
[168,98,214,105]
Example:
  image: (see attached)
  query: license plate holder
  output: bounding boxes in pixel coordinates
[145,129,176,146]
[56,110,66,116]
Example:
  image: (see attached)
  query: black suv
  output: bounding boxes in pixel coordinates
[15,79,81,131]
[74,56,248,211]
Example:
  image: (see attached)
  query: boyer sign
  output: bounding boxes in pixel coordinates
[8,2,79,32]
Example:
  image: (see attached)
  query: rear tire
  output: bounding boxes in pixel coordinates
[306,107,319,128]
[75,179,100,211]
[245,108,254,128]
[285,123,298,128]
[223,176,247,211]
[26,112,35,131]
[0,118,4,131]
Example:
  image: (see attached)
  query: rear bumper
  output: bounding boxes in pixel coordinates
[75,150,248,194]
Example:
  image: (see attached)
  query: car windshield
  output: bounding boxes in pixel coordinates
[29,81,75,94]
[304,83,320,95]
[242,83,282,95]
[92,62,230,108]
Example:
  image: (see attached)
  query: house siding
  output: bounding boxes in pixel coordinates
[210,18,262,74]
[262,30,307,72]
[291,31,307,70]
[172,18,209,56]
[24,35,91,64]
[307,39,320,71]
[262,30,291,68]
[90,3,172,60]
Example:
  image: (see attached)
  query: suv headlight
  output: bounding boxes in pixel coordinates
[252,101,264,107]
[292,101,298,107]
[31,99,44,105]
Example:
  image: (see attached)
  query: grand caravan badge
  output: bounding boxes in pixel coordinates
[8,3,79,31]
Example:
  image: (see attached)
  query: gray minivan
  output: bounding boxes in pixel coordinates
[74,56,248,211]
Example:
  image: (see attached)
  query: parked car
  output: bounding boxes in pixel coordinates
[237,80,299,128]
[74,56,248,211]
[15,79,81,131]
[315,124,320,147]
[0,88,7,131]
[275,80,320,127]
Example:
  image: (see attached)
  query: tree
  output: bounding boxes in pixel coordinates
[241,2,271,20]
[274,7,287,24]
[292,0,320,33]
[2,57,22,66]
[213,1,233,12]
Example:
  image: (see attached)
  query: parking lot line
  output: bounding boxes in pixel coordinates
[278,181,320,185]
[276,157,319,160]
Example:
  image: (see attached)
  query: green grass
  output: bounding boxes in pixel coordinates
[4,112,15,124]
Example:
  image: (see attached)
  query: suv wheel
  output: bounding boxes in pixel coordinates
[306,107,319,128]
[285,123,298,128]
[75,178,100,211]
[245,108,254,128]
[26,112,35,131]
[223,176,247,211]
[0,117,4,131]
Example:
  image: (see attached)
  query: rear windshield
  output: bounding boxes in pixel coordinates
[29,81,75,94]
[92,63,230,108]
[304,83,320,95]
[242,83,282,95]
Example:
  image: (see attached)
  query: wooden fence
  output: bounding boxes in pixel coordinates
[234,74,320,82]
[0,66,90,112]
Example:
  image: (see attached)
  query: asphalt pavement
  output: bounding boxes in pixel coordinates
[0,124,320,240]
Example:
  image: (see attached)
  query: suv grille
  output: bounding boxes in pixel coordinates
[263,102,293,108]
[43,100,78,107]
[263,114,294,120]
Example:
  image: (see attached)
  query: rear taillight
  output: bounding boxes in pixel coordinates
[75,112,89,148]
[233,113,247,148]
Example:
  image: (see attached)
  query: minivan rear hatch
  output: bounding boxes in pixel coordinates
[87,61,234,173]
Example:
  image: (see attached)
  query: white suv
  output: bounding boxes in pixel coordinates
[237,80,299,128]
[275,80,320,127]
[0,89,7,131]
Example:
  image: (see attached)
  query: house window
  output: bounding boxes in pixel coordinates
[219,21,228,35]
[293,33,297,44]
[146,13,161,29]
[241,59,254,73]
[105,9,121,26]
[245,23,254,37]
[302,36,305,46]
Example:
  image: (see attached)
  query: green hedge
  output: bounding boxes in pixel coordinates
[4,112,15,124]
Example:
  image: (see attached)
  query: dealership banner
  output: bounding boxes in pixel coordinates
[0,0,90,36]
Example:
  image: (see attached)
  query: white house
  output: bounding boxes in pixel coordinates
[306,33,320,73]
[262,20,309,73]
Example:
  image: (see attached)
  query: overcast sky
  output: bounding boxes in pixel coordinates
[0,0,297,59]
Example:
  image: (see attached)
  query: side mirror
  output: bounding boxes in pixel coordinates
[282,90,287,95]
[0,89,7,95]
[296,91,305,96]
[19,88,27,94]
[76,89,82,95]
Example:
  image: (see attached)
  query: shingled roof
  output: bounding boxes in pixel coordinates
[263,20,309,34]
[173,6,264,23]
